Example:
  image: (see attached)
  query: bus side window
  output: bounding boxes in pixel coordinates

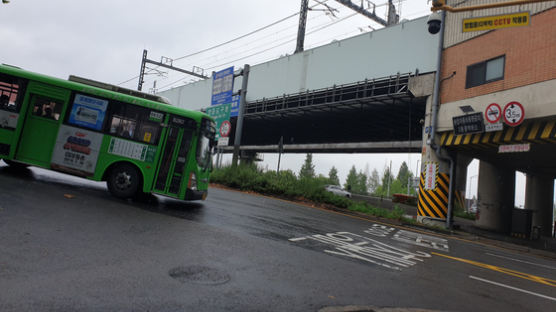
[106,102,140,140]
[0,73,26,113]
[32,95,62,120]
[105,101,163,145]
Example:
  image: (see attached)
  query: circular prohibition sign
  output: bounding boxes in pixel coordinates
[485,103,502,124]
[219,120,232,137]
[503,101,525,127]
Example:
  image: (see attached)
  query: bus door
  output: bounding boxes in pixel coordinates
[153,115,194,197]
[15,82,69,167]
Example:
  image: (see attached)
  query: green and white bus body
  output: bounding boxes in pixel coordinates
[0,64,215,201]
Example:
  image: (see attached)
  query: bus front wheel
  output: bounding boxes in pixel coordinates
[107,163,140,199]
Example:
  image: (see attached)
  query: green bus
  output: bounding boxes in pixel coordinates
[0,64,215,201]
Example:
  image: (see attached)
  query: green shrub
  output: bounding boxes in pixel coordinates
[211,165,402,220]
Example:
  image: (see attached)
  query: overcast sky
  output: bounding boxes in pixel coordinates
[3,1,511,202]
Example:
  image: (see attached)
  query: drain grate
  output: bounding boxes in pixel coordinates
[169,266,230,285]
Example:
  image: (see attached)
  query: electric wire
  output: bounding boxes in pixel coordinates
[118,0,334,87]
[157,12,360,92]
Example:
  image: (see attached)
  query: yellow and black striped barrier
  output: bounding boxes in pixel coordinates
[417,171,449,219]
[440,118,556,147]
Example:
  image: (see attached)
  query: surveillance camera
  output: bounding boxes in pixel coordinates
[427,12,442,35]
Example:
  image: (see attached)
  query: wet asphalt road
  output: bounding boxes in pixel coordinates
[1,162,556,311]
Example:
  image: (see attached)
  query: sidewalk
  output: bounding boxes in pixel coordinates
[451,216,556,258]
[351,194,556,258]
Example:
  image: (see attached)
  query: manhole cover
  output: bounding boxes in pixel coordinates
[169,266,230,285]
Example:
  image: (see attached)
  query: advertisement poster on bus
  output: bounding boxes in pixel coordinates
[68,94,108,131]
[0,111,18,129]
[51,125,103,176]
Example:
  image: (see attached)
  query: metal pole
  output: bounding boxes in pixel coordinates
[387,160,392,198]
[232,64,250,167]
[277,136,283,172]
[138,49,147,91]
[295,0,309,53]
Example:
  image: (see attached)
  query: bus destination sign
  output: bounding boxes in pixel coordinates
[453,112,484,135]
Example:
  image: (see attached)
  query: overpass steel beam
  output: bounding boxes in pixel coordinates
[218,140,422,154]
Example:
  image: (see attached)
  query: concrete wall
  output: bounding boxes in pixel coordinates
[443,0,556,48]
[159,16,439,111]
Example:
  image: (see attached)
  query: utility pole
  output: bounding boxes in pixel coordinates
[231,64,251,167]
[137,49,209,91]
[295,0,309,53]
[277,136,284,172]
[387,160,392,198]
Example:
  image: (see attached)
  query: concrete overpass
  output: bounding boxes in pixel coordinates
[159,16,438,154]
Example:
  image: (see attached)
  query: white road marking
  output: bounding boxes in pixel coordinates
[289,228,432,270]
[486,253,556,270]
[469,275,556,302]
[288,237,307,242]
[392,230,450,251]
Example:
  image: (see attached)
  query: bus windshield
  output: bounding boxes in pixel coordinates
[197,118,216,170]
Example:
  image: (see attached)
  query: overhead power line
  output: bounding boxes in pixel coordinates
[157,11,360,92]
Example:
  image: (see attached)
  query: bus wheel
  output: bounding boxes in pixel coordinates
[107,163,140,199]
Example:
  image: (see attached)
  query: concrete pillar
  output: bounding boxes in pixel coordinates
[525,174,554,237]
[417,95,452,224]
[476,160,515,233]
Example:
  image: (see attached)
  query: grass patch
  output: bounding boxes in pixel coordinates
[211,164,405,221]
[454,209,476,220]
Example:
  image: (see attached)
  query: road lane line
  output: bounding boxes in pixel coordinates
[432,252,556,287]
[210,185,556,260]
[469,275,556,302]
[486,253,556,270]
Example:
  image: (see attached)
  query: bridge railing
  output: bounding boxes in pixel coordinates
[245,72,413,116]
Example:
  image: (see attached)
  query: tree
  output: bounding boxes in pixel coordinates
[396,161,412,189]
[344,165,358,192]
[299,153,315,179]
[381,165,394,190]
[368,168,380,193]
[328,166,340,185]
[356,171,368,194]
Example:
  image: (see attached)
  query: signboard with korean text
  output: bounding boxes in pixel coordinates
[206,103,231,146]
[230,94,240,117]
[211,67,234,106]
[51,125,103,175]
[453,112,484,135]
[499,143,530,154]
[463,12,529,33]
[424,162,438,191]
[108,138,156,163]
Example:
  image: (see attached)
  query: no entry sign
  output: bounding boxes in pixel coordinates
[485,103,501,123]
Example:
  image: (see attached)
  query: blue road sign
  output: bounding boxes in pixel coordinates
[211,66,234,106]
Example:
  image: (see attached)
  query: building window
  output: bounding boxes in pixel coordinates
[466,55,505,88]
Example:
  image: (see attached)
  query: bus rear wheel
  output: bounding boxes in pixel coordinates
[107,163,140,199]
